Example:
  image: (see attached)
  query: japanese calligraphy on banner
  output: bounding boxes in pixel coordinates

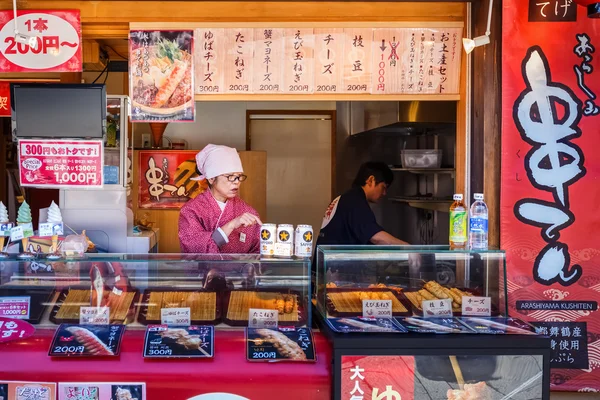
[0,82,9,117]
[186,27,461,95]
[501,1,600,392]
[0,381,55,400]
[129,30,194,122]
[0,10,81,72]
[18,140,103,188]
[138,150,207,209]
[341,356,415,400]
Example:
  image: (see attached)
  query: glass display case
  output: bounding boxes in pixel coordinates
[316,245,507,318]
[0,253,311,328]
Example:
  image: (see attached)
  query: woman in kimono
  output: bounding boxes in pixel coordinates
[178,144,262,253]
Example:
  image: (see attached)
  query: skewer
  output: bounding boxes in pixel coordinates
[449,356,465,390]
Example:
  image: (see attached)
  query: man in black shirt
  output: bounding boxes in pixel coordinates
[317,162,410,246]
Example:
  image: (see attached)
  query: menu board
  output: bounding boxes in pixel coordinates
[184,26,462,96]
[49,324,125,357]
[143,325,214,358]
[246,327,316,362]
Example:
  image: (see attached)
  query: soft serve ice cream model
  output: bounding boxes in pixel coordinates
[16,201,33,258]
[0,201,9,257]
[46,201,63,258]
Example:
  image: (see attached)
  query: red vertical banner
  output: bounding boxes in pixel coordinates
[341,356,415,400]
[502,1,600,392]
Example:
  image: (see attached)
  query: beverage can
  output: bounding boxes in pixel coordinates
[294,225,313,257]
[260,224,277,256]
[276,224,294,257]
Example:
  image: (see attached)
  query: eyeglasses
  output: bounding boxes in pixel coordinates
[223,174,247,182]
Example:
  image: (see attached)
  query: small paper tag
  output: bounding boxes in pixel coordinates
[161,307,191,326]
[248,308,279,329]
[79,306,110,325]
[19,223,34,238]
[39,222,63,237]
[240,232,246,243]
[462,296,492,316]
[274,243,292,257]
[0,223,13,237]
[362,299,393,318]
[0,296,30,319]
[422,299,453,318]
[10,226,24,241]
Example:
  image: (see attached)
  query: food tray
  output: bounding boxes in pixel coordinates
[223,289,307,327]
[50,287,139,325]
[405,282,481,316]
[139,288,221,326]
[0,288,53,325]
[325,288,412,317]
[400,149,442,169]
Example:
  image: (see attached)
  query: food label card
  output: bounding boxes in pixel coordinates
[143,325,214,358]
[0,223,13,237]
[0,381,56,400]
[39,222,64,237]
[422,299,453,318]
[160,308,191,326]
[58,383,146,400]
[362,299,392,318]
[461,296,492,316]
[326,317,406,333]
[10,226,24,241]
[246,327,316,362]
[79,307,110,325]
[49,324,124,357]
[0,296,30,319]
[248,308,278,329]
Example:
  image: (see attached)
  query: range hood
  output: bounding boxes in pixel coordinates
[341,101,457,137]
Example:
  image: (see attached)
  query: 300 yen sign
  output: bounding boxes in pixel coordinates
[148,349,173,356]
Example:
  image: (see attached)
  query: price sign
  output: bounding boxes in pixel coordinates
[0,222,13,237]
[10,225,24,241]
[422,299,453,318]
[362,299,392,318]
[248,308,279,329]
[462,296,492,317]
[79,307,110,325]
[274,243,293,257]
[39,222,64,237]
[0,296,30,319]
[161,307,191,326]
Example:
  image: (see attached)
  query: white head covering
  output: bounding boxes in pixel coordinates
[191,144,244,181]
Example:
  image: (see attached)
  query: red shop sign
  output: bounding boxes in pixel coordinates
[0,9,82,72]
[341,356,415,400]
[0,316,35,344]
[0,82,9,117]
[19,139,103,188]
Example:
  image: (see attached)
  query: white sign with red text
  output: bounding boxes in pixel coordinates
[161,308,191,326]
[362,299,392,318]
[79,307,110,325]
[462,296,492,317]
[422,299,453,318]
[0,10,81,72]
[248,308,278,329]
[18,139,103,188]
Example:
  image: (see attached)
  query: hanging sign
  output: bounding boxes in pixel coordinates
[0,10,82,72]
[502,0,600,391]
[18,139,103,188]
[0,82,9,117]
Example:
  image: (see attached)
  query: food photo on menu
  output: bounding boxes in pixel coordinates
[49,324,125,357]
[144,325,214,358]
[246,327,316,362]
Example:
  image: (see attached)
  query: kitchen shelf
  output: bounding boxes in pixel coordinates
[389,167,455,175]
[389,197,453,212]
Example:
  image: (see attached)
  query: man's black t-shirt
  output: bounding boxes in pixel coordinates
[316,186,384,246]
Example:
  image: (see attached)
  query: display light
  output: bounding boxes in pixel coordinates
[463,0,493,54]
[12,0,38,50]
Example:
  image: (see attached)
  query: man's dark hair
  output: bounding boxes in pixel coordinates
[352,162,394,188]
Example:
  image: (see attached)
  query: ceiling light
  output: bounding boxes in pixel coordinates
[463,0,493,53]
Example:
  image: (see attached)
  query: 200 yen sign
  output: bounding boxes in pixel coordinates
[53,345,84,354]
[253,351,277,359]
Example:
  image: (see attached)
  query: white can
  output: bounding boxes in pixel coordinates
[260,224,277,257]
[295,225,313,258]
[275,224,294,257]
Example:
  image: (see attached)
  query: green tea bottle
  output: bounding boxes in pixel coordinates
[449,194,467,249]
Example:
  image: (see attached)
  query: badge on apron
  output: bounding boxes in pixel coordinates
[240,232,246,243]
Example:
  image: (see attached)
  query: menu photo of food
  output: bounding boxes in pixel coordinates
[58,383,145,400]
[143,325,214,358]
[49,324,125,357]
[130,30,195,122]
[0,382,56,400]
[246,327,316,362]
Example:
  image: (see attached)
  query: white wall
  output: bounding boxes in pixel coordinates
[132,101,336,151]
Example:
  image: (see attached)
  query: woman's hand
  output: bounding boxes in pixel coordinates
[221,213,263,237]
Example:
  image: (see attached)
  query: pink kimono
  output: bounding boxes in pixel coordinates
[179,190,261,254]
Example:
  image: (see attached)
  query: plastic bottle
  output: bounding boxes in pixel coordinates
[449,194,467,249]
[469,193,488,250]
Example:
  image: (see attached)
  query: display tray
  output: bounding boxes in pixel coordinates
[50,287,140,325]
[0,288,53,324]
[404,281,478,316]
[223,289,307,327]
[324,288,412,318]
[139,288,221,326]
